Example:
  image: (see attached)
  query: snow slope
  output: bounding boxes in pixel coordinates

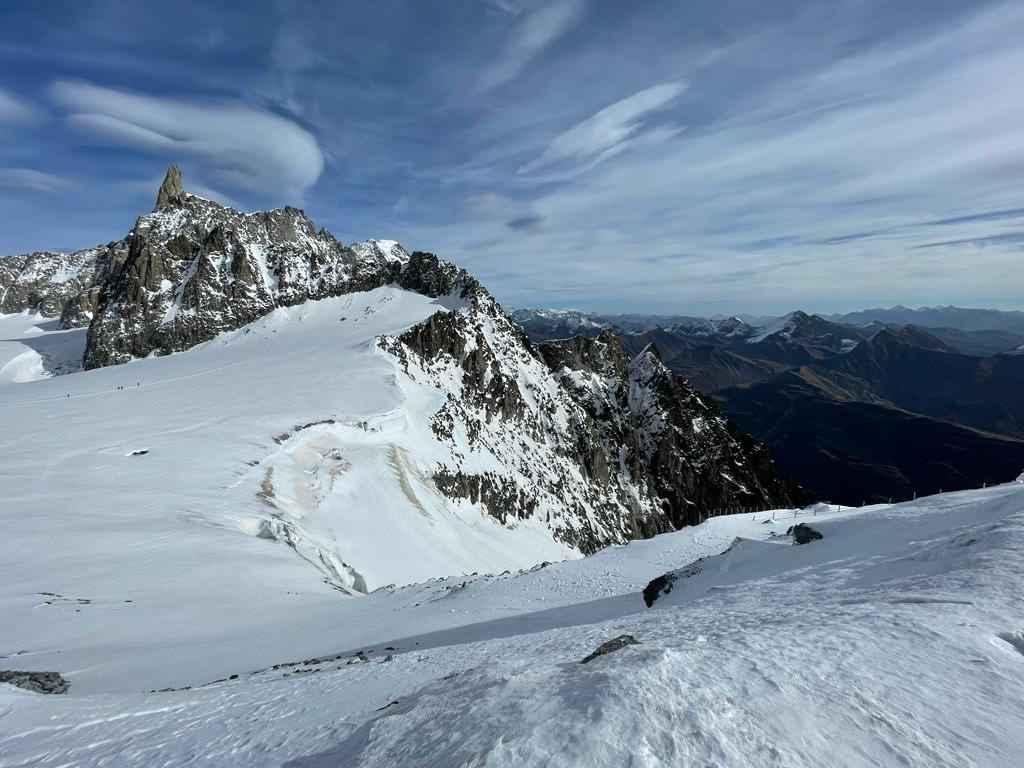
[0,288,580,691]
[2,484,1023,766]
[0,312,85,384]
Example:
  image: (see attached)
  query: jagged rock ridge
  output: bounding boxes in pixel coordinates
[380,284,802,551]
[0,240,130,326]
[82,168,413,368]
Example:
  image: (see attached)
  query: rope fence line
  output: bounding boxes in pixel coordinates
[695,479,998,525]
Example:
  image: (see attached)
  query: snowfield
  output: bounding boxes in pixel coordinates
[2,482,1022,766]
[2,298,1024,766]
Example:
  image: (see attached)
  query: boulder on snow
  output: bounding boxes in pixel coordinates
[580,634,640,664]
[643,573,674,608]
[0,670,70,694]
[642,559,705,607]
[787,523,823,544]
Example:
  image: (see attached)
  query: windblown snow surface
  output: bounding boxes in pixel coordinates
[2,298,1024,766]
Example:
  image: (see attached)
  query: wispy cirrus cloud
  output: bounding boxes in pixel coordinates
[519,82,686,178]
[478,0,584,91]
[0,168,74,193]
[2,0,1023,313]
[0,88,40,123]
[50,80,324,195]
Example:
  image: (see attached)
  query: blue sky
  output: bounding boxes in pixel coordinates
[1,0,1022,314]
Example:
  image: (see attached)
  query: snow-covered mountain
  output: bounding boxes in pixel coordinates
[509,308,758,342]
[0,240,129,326]
[826,304,1024,334]
[512,306,866,351]
[0,167,799,600]
[744,310,862,352]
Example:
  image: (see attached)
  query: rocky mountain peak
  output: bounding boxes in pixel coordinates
[636,339,662,362]
[154,164,185,211]
[1,167,802,556]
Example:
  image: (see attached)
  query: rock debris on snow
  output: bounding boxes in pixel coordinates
[787,523,824,544]
[581,634,640,663]
[0,670,70,694]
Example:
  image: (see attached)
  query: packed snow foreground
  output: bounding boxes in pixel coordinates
[2,481,1023,766]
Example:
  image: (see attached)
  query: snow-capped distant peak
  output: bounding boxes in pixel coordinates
[350,239,409,264]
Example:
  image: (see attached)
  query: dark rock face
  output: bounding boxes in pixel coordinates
[787,523,823,544]
[580,634,640,663]
[81,168,409,369]
[0,239,129,324]
[542,333,804,530]
[0,670,70,694]
[381,289,801,553]
[643,559,705,607]
[154,164,185,210]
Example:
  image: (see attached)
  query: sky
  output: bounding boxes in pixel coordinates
[1,0,1022,315]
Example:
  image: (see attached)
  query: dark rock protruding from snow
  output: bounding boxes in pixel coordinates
[787,523,823,544]
[154,164,185,210]
[382,298,802,553]
[540,333,804,530]
[0,670,70,694]
[643,558,706,607]
[581,634,640,663]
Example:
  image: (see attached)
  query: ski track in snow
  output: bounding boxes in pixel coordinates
[2,305,1024,766]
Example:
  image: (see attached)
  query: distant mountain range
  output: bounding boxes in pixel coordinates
[512,306,1024,504]
[511,305,1024,349]
[824,305,1024,334]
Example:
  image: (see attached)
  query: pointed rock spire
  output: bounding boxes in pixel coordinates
[154,165,184,211]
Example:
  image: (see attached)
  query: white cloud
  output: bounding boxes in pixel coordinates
[0,88,39,122]
[479,0,584,91]
[50,80,325,194]
[519,82,685,177]
[0,168,73,193]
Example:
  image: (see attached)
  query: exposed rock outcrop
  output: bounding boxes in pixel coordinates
[82,168,409,368]
[541,332,803,529]
[154,164,185,210]
[643,558,706,607]
[379,277,802,553]
[0,240,129,324]
[0,670,70,694]
[787,522,823,544]
[580,635,640,663]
